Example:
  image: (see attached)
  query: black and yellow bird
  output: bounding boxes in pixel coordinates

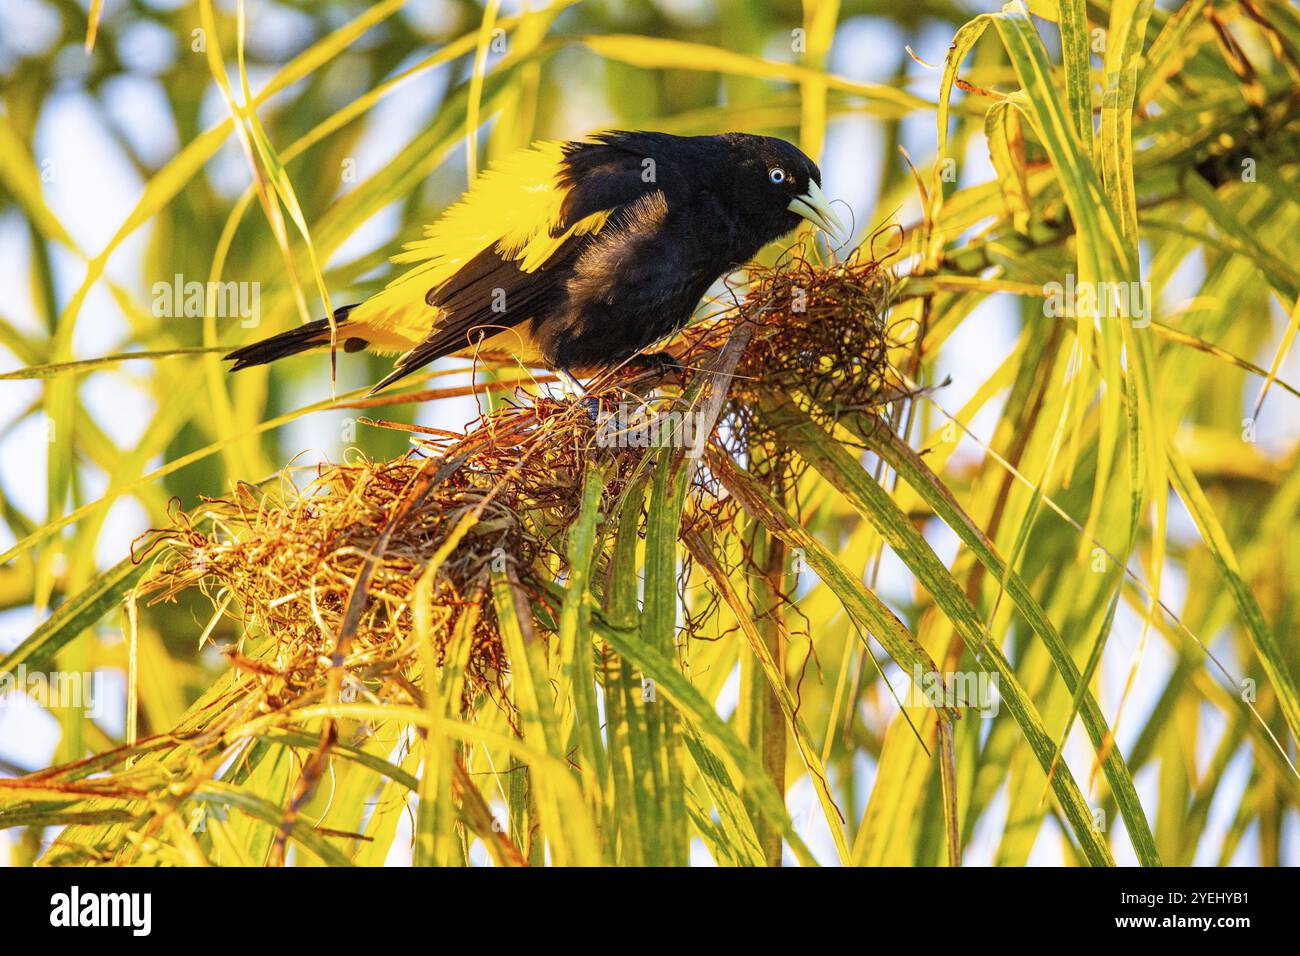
[225,130,845,393]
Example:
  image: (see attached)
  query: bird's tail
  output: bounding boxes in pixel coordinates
[225,306,358,371]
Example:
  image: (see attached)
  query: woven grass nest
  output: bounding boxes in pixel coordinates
[135,243,908,724]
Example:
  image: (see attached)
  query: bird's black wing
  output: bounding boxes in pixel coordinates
[368,133,667,393]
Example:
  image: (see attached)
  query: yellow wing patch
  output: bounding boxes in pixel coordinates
[344,139,606,352]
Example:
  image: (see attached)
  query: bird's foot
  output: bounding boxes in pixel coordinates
[554,369,587,398]
[628,351,680,378]
[552,370,602,420]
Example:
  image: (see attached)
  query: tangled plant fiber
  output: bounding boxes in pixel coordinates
[138,240,905,728]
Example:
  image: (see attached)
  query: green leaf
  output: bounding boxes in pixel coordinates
[1,556,147,679]
[1167,445,1300,744]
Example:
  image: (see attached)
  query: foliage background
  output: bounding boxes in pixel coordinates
[0,0,1298,866]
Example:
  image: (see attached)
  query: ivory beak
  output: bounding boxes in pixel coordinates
[787,180,847,241]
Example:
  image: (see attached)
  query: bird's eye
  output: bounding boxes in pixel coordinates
[768,167,787,185]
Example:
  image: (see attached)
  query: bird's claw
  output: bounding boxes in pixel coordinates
[554,368,587,399]
[551,369,600,419]
[629,351,678,378]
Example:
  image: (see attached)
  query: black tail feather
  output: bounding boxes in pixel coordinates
[225,307,356,371]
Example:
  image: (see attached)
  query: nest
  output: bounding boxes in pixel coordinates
[137,399,649,719]
[719,237,906,470]
[136,238,908,723]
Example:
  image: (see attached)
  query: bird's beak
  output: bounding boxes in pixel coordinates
[788,181,847,242]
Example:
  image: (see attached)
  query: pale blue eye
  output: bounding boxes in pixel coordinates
[768,167,787,184]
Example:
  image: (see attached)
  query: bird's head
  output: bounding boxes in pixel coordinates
[716,133,847,247]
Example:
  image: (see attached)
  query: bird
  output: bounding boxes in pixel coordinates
[224,130,846,395]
